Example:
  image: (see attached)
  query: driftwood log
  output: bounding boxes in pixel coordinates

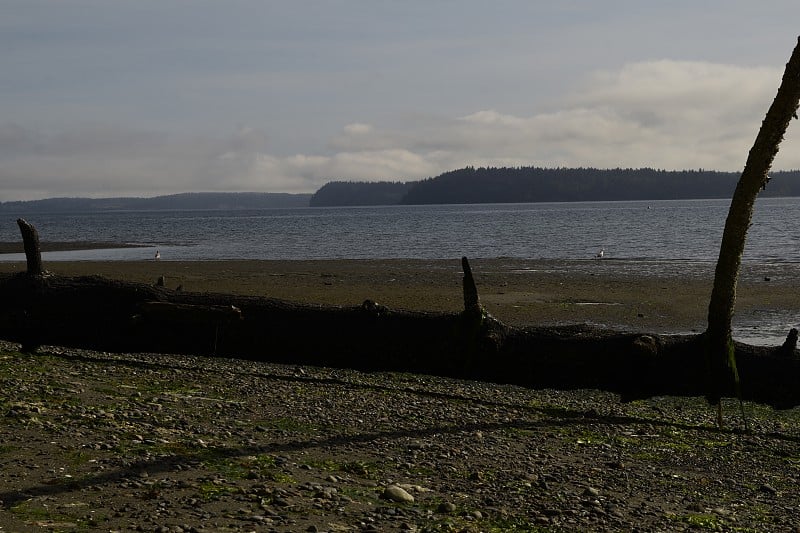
[2,220,800,410]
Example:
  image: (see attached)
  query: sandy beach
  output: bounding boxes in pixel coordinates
[1,256,797,340]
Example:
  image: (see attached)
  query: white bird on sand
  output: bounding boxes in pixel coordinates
[155,250,161,261]
[596,248,604,259]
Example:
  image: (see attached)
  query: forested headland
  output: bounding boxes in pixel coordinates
[309,181,412,206]
[309,167,800,206]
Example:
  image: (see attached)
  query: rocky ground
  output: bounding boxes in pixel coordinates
[2,341,800,532]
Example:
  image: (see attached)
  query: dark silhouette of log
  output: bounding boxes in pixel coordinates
[1,267,800,409]
[16,218,43,275]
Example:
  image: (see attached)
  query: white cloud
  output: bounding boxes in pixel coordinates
[342,123,373,135]
[313,59,800,181]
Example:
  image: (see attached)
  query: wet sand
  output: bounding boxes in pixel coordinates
[1,257,797,337]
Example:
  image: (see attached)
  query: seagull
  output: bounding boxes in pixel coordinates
[155,250,161,261]
[596,248,604,259]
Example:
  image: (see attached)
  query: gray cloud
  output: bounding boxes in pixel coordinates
[0,125,272,199]
[3,59,800,201]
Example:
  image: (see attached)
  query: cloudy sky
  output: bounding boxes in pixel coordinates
[3,1,800,201]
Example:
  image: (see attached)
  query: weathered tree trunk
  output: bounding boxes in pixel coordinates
[1,269,800,409]
[706,36,800,405]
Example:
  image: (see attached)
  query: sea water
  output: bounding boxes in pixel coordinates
[2,197,800,263]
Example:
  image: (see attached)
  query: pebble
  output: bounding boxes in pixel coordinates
[761,484,778,495]
[438,502,457,514]
[383,485,415,503]
[584,487,601,497]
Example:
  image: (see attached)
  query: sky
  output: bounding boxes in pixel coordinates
[3,1,800,201]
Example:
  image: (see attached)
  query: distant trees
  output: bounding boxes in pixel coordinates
[401,167,800,204]
[310,167,800,207]
[309,181,412,207]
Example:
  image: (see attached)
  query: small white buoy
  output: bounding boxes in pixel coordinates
[155,250,161,261]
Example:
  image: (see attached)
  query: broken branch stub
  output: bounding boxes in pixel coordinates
[461,256,481,315]
[16,218,43,275]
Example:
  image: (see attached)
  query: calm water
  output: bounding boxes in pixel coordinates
[2,197,800,264]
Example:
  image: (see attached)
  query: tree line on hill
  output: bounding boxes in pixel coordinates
[7,167,800,212]
[309,166,800,206]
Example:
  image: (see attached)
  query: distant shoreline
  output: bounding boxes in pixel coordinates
[0,191,312,213]
[0,241,149,254]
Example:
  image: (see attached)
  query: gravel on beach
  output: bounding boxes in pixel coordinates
[1,342,800,532]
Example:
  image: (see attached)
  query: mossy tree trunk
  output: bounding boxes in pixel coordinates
[706,36,800,405]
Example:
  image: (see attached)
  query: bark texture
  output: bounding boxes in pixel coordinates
[706,37,800,404]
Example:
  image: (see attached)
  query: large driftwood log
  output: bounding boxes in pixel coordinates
[1,265,799,409]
